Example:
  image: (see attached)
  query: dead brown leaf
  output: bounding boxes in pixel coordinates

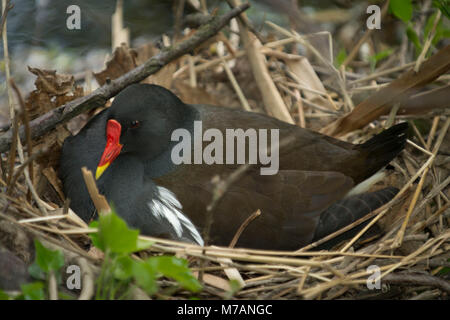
[93,43,138,86]
[28,67,75,96]
[26,67,84,120]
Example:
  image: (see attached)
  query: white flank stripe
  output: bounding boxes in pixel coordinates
[346,170,386,197]
[149,186,204,246]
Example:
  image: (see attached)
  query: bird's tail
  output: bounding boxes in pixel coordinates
[312,187,398,249]
[355,122,408,181]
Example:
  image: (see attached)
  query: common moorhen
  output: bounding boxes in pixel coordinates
[60,84,408,250]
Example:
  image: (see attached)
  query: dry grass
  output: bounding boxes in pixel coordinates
[1,2,449,300]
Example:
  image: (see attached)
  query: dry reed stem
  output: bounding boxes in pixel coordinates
[229,209,261,248]
[341,0,390,68]
[230,0,294,124]
[76,257,95,300]
[81,167,111,215]
[220,57,252,111]
[415,10,441,72]
[392,118,450,247]
[1,3,448,299]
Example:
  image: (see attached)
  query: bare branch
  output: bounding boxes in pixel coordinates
[0,3,250,153]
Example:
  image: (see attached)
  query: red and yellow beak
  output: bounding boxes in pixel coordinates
[96,119,123,180]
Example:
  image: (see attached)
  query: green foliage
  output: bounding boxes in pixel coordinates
[400,2,450,57]
[34,240,64,273]
[335,48,347,68]
[433,0,450,19]
[369,48,394,70]
[406,26,422,53]
[89,209,153,254]
[147,256,202,293]
[19,282,45,300]
[424,12,450,51]
[390,0,413,23]
[90,210,201,299]
[8,211,200,300]
[0,289,11,300]
[437,259,450,276]
[438,267,450,275]
[224,279,243,299]
[28,261,47,281]
[89,214,140,254]
[132,260,158,294]
[9,240,67,300]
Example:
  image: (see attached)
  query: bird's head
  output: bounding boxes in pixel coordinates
[96,84,186,179]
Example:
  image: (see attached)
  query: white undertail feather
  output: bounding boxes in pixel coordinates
[149,186,204,246]
[346,170,387,197]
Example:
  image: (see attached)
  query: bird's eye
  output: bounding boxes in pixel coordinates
[130,120,140,129]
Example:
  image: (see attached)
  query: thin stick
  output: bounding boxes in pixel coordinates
[341,0,390,67]
[220,57,252,111]
[415,10,441,72]
[19,214,68,224]
[10,80,34,190]
[7,146,47,195]
[81,167,111,215]
[340,153,437,253]
[406,139,433,156]
[384,272,450,294]
[349,62,416,85]
[230,0,294,124]
[5,113,18,186]
[0,0,13,38]
[294,89,305,128]
[392,166,430,248]
[392,118,450,247]
[0,3,251,153]
[296,266,311,295]
[412,202,450,233]
[426,116,439,150]
[76,257,95,300]
[229,209,261,248]
[188,55,197,88]
[48,271,58,300]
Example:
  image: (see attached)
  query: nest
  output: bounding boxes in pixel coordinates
[0,1,449,300]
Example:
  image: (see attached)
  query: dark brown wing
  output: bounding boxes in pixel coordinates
[191,104,364,180]
[157,167,354,250]
[189,104,407,183]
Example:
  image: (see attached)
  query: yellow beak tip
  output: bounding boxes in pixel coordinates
[95,164,109,180]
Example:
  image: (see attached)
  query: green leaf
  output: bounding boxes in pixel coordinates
[438,259,450,275]
[91,211,140,254]
[148,256,202,293]
[438,267,450,275]
[58,291,75,300]
[424,12,441,39]
[369,48,394,70]
[224,279,242,299]
[88,220,101,249]
[20,282,45,300]
[442,28,450,38]
[406,25,422,53]
[335,48,347,68]
[0,289,10,300]
[432,0,450,19]
[132,261,158,295]
[34,240,65,273]
[114,255,135,281]
[28,261,46,280]
[390,0,413,23]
